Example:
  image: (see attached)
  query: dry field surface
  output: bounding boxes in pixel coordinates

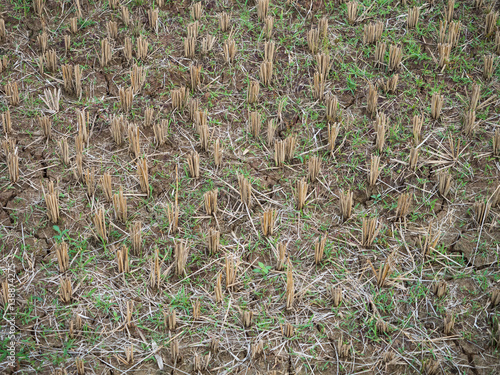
[0,0,500,374]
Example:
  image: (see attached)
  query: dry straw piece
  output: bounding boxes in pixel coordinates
[347,1,358,24]
[219,12,230,32]
[136,35,149,60]
[412,114,423,145]
[483,55,494,80]
[313,72,325,100]
[407,7,420,28]
[463,109,477,136]
[110,115,125,146]
[214,138,223,167]
[60,277,72,304]
[368,155,381,186]
[259,60,273,85]
[367,82,378,116]
[238,174,252,206]
[164,309,177,331]
[187,150,200,179]
[257,0,269,21]
[307,28,320,54]
[113,186,127,223]
[438,170,452,198]
[93,207,107,242]
[261,209,276,236]
[420,224,440,256]
[56,242,69,273]
[339,190,353,221]
[363,21,384,44]
[264,16,274,39]
[119,87,134,113]
[191,1,202,20]
[496,31,500,54]
[128,124,140,158]
[204,189,218,216]
[137,158,149,195]
[370,259,390,288]
[0,19,5,41]
[207,228,220,255]
[215,273,223,302]
[223,38,237,63]
[285,261,294,310]
[438,43,451,67]
[131,64,147,94]
[296,178,308,210]
[431,92,444,120]
[116,246,129,273]
[485,11,498,37]
[58,139,69,166]
[247,80,259,104]
[7,148,19,183]
[276,242,286,271]
[184,37,196,58]
[190,65,201,91]
[241,309,253,328]
[328,123,340,153]
[374,113,387,152]
[201,34,215,54]
[473,200,490,227]
[374,41,387,68]
[84,168,95,197]
[362,217,379,247]
[148,8,159,33]
[307,156,321,182]
[0,56,8,74]
[100,38,112,67]
[174,240,190,276]
[274,140,285,167]
[396,192,412,219]
[388,44,402,71]
[314,235,327,264]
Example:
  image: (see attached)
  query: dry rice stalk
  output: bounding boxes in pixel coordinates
[307,156,321,182]
[396,192,412,219]
[93,207,107,242]
[315,52,331,77]
[37,32,48,53]
[483,54,494,79]
[150,247,161,289]
[38,116,51,139]
[0,109,11,135]
[75,358,84,375]
[62,64,74,94]
[282,322,294,338]
[116,246,129,273]
[124,37,132,60]
[219,12,230,32]
[251,340,264,360]
[187,150,200,179]
[34,0,45,17]
[144,108,154,128]
[194,109,207,132]
[174,240,189,276]
[58,138,69,166]
[100,38,112,67]
[374,113,387,152]
[493,129,500,157]
[267,119,276,146]
[187,21,199,39]
[241,309,253,328]
[5,82,20,106]
[119,86,134,113]
[191,1,202,20]
[184,37,196,58]
[469,83,480,111]
[249,111,261,137]
[296,178,308,210]
[347,1,358,24]
[274,140,285,167]
[130,64,147,94]
[207,228,220,255]
[74,152,83,181]
[363,21,384,44]
[107,20,118,40]
[314,235,327,264]
[2,137,15,157]
[101,172,112,202]
[127,124,140,158]
[204,189,218,216]
[60,277,72,304]
[367,82,378,116]
[473,200,491,227]
[327,123,340,153]
[407,7,420,28]
[285,261,294,310]
[380,74,398,93]
[41,87,60,113]
[388,44,402,71]
[486,11,498,37]
[368,154,380,186]
[339,189,353,221]
[329,286,343,307]
[171,86,188,110]
[84,168,95,197]
[137,158,149,195]
[43,49,57,72]
[56,241,69,273]
[437,170,452,198]
[223,38,237,63]
[276,241,286,271]
[438,43,451,67]
[190,65,201,91]
[215,272,223,302]
[448,21,461,47]
[420,224,440,256]
[445,0,455,22]
[170,340,180,364]
[148,8,159,33]
[444,312,455,335]
[164,309,176,331]
[490,289,500,306]
[319,16,328,39]
[247,80,259,104]
[136,35,148,60]
[261,209,276,236]
[496,31,500,54]
[192,299,201,319]
[326,95,339,122]
[412,114,423,145]
[214,138,222,167]
[307,28,320,54]
[238,174,252,206]
[409,147,418,170]
[431,92,444,120]
[313,72,325,100]
[0,19,5,41]
[1,280,8,307]
[463,109,477,136]
[284,134,297,161]
[131,221,142,256]
[225,256,236,289]
[257,0,269,21]
[438,20,447,44]
[113,186,127,223]
[7,148,19,183]
[70,17,78,34]
[264,16,274,39]
[374,41,386,68]
[264,41,276,62]
[110,115,125,146]
[370,259,390,288]
[259,60,273,85]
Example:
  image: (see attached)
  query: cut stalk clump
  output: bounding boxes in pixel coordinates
[368,155,381,186]
[420,224,440,256]
[107,20,118,39]
[144,108,155,126]
[259,60,273,85]
[412,114,423,145]
[339,189,353,221]
[93,208,107,242]
[241,310,253,328]
[225,256,236,289]
[307,28,320,54]
[485,11,498,37]
[329,286,343,307]
[319,16,328,39]
[113,186,127,223]
[127,123,140,158]
[124,37,132,60]
[214,138,222,167]
[431,92,444,120]
[215,273,223,302]
[219,12,230,32]
[137,158,149,195]
[7,149,18,182]
[131,64,147,94]
[119,86,134,113]
[184,37,196,58]
[307,156,321,182]
[285,134,297,161]
[136,35,148,60]
[261,209,276,236]
[276,242,286,271]
[187,21,199,39]
[363,21,384,44]
[445,0,455,22]
[110,115,125,146]
[164,309,176,331]
[469,83,480,111]
[296,178,308,210]
[187,150,200,179]
[444,312,455,335]
[223,38,237,63]
[190,65,201,91]
[102,172,112,202]
[367,82,378,116]
[148,8,159,33]
[328,123,340,153]
[314,235,327,264]
[285,261,294,310]
[191,2,202,20]
[249,111,261,137]
[58,139,69,166]
[42,87,60,113]
[60,277,72,304]
[70,17,78,33]
[38,116,51,139]
[201,34,215,54]
[409,147,418,170]
[370,259,390,288]
[362,217,379,247]
[274,140,285,167]
[150,248,161,289]
[44,49,57,72]
[325,94,339,122]
[438,43,451,67]
[313,72,325,100]
[207,228,220,255]
[153,120,168,147]
[315,52,331,77]
[267,119,276,146]
[171,86,188,110]
[493,129,500,156]
[247,80,259,104]
[204,189,218,216]
[374,113,387,152]
[347,1,358,24]
[463,109,477,136]
[388,44,402,71]
[473,200,491,227]
[282,323,294,338]
[56,242,69,273]
[42,180,59,223]
[1,109,11,135]
[264,16,274,39]
[257,0,269,21]
[100,38,112,67]
[374,41,386,68]
[84,168,95,197]
[238,174,252,206]
[438,170,452,198]
[483,54,494,79]
[396,192,412,219]
[116,246,129,273]
[174,240,190,276]
[448,21,461,47]
[407,7,420,28]
[264,41,275,62]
